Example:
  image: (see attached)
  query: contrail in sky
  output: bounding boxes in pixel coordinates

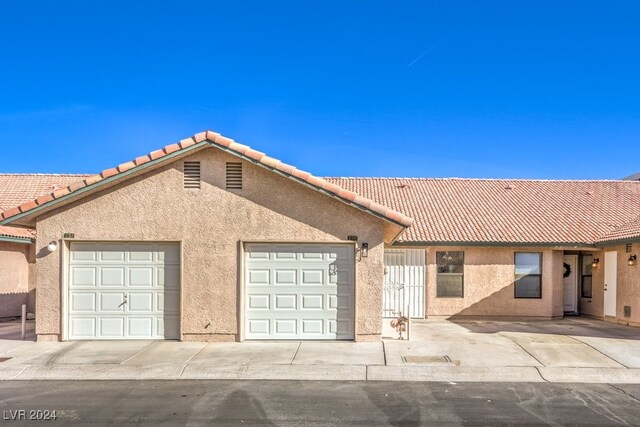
[407,36,448,68]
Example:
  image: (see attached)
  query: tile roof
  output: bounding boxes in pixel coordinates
[324,178,640,245]
[0,174,91,211]
[596,216,640,244]
[0,225,35,241]
[0,131,413,229]
[0,174,90,241]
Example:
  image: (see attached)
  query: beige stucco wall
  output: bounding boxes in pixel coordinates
[34,147,387,342]
[423,246,564,318]
[0,242,35,318]
[599,244,640,326]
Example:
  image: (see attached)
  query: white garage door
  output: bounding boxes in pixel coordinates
[68,242,180,340]
[244,243,355,340]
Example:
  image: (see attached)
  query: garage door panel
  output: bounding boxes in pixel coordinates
[129,267,154,287]
[248,294,270,310]
[128,292,154,312]
[71,267,97,287]
[248,270,270,285]
[99,293,126,312]
[100,317,125,337]
[71,317,96,337]
[301,294,323,310]
[100,250,125,262]
[275,319,297,334]
[71,293,96,312]
[69,243,180,340]
[158,266,180,287]
[274,270,297,285]
[161,290,181,313]
[100,267,125,287]
[245,243,355,340]
[274,294,297,310]
[248,319,270,335]
[301,270,324,285]
[128,317,153,337]
[71,250,97,262]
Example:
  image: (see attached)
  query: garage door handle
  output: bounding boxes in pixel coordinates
[118,297,128,308]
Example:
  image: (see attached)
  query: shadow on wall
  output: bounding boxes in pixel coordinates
[0,292,31,318]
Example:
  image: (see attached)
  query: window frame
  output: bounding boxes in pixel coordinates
[581,254,593,299]
[514,252,543,299]
[436,251,464,298]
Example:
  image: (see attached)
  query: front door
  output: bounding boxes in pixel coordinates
[604,251,617,317]
[562,255,578,313]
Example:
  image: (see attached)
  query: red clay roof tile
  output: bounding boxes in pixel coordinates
[67,180,87,193]
[84,175,103,186]
[117,162,135,173]
[325,177,640,244]
[134,156,150,166]
[101,168,119,179]
[164,143,180,154]
[149,149,165,160]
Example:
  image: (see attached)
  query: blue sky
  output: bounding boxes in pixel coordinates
[1,1,638,179]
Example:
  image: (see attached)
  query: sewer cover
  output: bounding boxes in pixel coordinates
[402,355,452,364]
[0,357,12,363]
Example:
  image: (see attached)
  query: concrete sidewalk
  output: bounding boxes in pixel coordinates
[2,318,640,383]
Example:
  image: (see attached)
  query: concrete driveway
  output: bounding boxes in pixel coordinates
[381,317,640,382]
[2,317,640,382]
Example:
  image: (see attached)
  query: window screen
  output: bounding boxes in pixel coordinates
[436,251,464,297]
[581,254,593,298]
[514,252,542,298]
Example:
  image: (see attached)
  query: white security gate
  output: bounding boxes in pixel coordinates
[244,243,355,340]
[383,249,425,318]
[68,242,180,340]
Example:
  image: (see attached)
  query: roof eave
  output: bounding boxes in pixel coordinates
[0,141,210,227]
[392,240,598,249]
[0,235,34,244]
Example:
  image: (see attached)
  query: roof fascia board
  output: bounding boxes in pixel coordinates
[0,141,210,226]
[392,241,598,249]
[209,141,410,230]
[0,235,33,244]
[596,237,640,246]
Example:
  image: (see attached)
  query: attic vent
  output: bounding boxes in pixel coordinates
[626,243,633,253]
[183,161,201,189]
[397,183,411,189]
[505,184,514,190]
[226,162,243,190]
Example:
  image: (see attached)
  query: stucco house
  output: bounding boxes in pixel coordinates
[0,130,639,342]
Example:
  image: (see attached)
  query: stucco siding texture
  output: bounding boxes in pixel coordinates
[0,242,33,318]
[423,246,564,318]
[35,148,386,341]
[604,245,640,326]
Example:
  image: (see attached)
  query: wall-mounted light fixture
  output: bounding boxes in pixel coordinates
[591,258,599,269]
[361,243,369,258]
[47,241,58,253]
[628,255,637,266]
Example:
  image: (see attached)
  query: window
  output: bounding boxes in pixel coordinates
[514,252,542,298]
[183,161,201,189]
[226,162,243,189]
[436,251,464,297]
[581,254,593,298]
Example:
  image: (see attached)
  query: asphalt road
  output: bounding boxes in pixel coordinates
[0,380,639,426]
